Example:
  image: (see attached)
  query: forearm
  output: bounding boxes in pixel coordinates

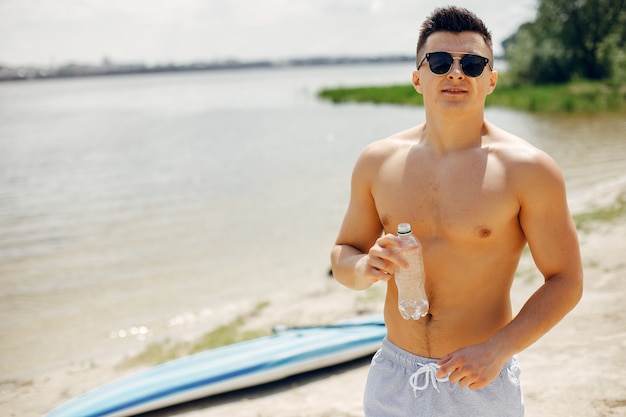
[489,272,583,357]
[330,244,375,291]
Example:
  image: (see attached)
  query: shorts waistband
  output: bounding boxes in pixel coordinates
[377,337,517,370]
[376,338,519,395]
[377,337,440,368]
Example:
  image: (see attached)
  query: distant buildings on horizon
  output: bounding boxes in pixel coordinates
[0,55,420,82]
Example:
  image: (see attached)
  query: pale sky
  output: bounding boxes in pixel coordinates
[0,0,537,67]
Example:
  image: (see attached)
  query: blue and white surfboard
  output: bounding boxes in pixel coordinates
[46,315,386,417]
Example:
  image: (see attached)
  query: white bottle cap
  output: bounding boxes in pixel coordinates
[397,223,412,235]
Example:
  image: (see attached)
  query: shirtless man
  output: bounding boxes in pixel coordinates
[330,6,583,416]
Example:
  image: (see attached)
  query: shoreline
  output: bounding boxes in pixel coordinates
[5,213,626,416]
[4,182,626,416]
[1,279,386,417]
[317,80,626,113]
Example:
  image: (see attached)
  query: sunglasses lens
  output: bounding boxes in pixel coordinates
[425,53,489,77]
[427,53,453,74]
[461,55,487,77]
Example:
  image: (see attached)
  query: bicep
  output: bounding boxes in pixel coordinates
[334,153,384,254]
[518,157,582,281]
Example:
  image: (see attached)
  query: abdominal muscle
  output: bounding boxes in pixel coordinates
[383,266,516,359]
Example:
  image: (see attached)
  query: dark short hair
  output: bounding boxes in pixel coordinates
[416,6,493,64]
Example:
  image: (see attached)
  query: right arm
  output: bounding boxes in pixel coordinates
[330,143,406,290]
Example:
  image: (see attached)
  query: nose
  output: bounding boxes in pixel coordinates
[447,57,464,79]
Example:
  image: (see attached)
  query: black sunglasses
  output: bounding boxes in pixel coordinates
[418,52,493,78]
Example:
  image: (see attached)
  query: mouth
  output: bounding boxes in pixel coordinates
[441,87,467,94]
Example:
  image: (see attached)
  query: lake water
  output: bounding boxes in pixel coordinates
[1,63,625,380]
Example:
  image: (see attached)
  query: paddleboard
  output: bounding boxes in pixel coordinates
[46,315,386,417]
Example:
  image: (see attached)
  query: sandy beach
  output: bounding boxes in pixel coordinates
[3,204,625,417]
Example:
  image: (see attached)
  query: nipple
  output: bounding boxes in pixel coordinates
[478,227,492,238]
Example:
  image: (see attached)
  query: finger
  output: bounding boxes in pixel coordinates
[468,380,487,391]
[387,245,410,269]
[436,355,457,378]
[457,376,470,388]
[370,268,392,282]
[447,368,464,384]
[438,364,460,381]
[437,354,453,367]
[368,249,404,274]
[374,236,409,268]
[366,255,394,276]
[436,365,450,379]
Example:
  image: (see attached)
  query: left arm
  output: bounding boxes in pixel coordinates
[438,150,583,390]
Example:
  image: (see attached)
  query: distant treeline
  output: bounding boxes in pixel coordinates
[503,0,626,85]
[317,0,626,113]
[0,55,415,82]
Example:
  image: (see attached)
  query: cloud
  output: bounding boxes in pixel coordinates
[0,0,536,66]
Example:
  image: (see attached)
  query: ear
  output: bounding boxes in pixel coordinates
[486,70,498,95]
[412,71,423,94]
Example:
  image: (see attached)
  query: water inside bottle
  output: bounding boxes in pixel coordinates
[398,299,429,320]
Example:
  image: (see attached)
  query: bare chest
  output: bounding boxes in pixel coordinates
[373,149,520,242]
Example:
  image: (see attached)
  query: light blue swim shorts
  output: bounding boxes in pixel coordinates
[364,338,524,417]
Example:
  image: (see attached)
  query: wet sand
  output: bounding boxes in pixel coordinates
[4,211,626,417]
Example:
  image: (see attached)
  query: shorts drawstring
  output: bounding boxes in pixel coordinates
[409,362,449,395]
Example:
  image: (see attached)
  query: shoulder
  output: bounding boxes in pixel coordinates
[484,121,566,199]
[353,124,424,177]
[485,121,562,177]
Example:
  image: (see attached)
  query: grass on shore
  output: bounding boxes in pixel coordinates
[573,197,626,232]
[318,77,626,113]
[119,301,271,368]
[118,196,624,368]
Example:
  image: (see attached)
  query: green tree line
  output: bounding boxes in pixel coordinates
[503,0,626,84]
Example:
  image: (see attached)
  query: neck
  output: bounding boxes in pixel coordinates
[422,107,485,154]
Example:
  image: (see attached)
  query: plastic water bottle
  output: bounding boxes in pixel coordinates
[395,223,429,320]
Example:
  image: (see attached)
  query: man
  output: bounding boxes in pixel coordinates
[330,6,583,416]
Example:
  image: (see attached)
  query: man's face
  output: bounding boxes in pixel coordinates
[412,31,498,112]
